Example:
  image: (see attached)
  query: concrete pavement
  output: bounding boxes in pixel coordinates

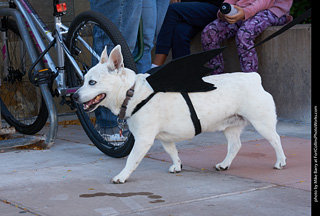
[0,115,312,215]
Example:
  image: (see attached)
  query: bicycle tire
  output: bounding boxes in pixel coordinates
[0,18,48,135]
[65,11,136,158]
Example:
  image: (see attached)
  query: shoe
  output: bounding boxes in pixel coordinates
[105,133,127,142]
[96,125,127,143]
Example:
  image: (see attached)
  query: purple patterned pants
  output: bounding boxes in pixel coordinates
[201,10,287,74]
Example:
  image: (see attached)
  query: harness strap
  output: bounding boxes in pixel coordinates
[181,92,202,136]
[131,91,202,136]
[132,92,157,116]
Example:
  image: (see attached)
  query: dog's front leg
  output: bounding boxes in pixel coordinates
[161,141,182,173]
[112,139,153,184]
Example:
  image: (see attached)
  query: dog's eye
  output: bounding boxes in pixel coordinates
[89,80,97,86]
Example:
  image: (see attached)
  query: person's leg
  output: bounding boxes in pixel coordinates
[155,0,170,40]
[135,0,157,73]
[90,0,142,53]
[135,0,169,73]
[154,2,220,65]
[154,3,184,60]
[171,22,200,59]
[201,19,239,74]
[236,10,287,72]
[170,2,220,59]
[94,107,118,134]
[89,0,142,132]
[170,2,220,28]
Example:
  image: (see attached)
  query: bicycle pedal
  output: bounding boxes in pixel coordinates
[31,68,56,86]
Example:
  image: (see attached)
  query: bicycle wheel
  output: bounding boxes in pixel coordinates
[0,18,48,134]
[66,11,136,158]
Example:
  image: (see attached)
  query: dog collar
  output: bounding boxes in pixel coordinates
[118,84,135,120]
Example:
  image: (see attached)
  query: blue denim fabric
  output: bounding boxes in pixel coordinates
[89,0,141,129]
[89,0,169,129]
[89,0,142,129]
[89,0,169,73]
[134,0,169,73]
[89,0,142,53]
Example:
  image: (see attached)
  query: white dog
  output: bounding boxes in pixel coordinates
[73,45,286,183]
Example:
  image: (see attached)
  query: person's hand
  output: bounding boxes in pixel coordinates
[170,0,181,3]
[224,5,245,24]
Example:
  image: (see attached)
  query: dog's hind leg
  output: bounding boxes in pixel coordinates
[250,120,286,169]
[161,141,182,173]
[216,125,244,171]
[243,94,286,169]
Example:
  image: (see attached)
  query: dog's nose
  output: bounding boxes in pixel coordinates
[72,93,79,102]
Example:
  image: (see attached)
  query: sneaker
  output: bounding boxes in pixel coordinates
[105,133,127,142]
[96,126,127,143]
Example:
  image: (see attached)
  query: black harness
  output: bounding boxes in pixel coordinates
[180,92,202,135]
[131,91,202,136]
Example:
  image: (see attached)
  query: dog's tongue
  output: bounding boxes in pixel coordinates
[83,98,95,110]
[84,94,105,108]
[86,99,95,106]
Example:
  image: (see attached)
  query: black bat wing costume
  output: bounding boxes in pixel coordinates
[130,47,226,136]
[145,47,226,93]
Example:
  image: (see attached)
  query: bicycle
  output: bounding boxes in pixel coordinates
[0,0,138,158]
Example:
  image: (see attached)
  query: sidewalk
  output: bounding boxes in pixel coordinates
[0,115,312,216]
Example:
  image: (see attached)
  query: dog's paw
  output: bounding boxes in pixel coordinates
[273,158,287,170]
[111,175,127,184]
[215,163,229,171]
[169,164,182,173]
[111,178,126,184]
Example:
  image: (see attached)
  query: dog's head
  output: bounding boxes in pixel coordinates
[73,45,135,113]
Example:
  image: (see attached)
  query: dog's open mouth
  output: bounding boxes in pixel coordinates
[83,93,106,112]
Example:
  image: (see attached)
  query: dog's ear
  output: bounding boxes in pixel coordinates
[108,45,124,71]
[100,46,108,64]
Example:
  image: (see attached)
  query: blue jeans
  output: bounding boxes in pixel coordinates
[134,0,169,73]
[89,0,169,129]
[155,2,220,59]
[89,0,142,54]
[89,0,169,73]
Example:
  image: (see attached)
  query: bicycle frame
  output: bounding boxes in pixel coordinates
[13,0,100,95]
[0,0,100,145]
